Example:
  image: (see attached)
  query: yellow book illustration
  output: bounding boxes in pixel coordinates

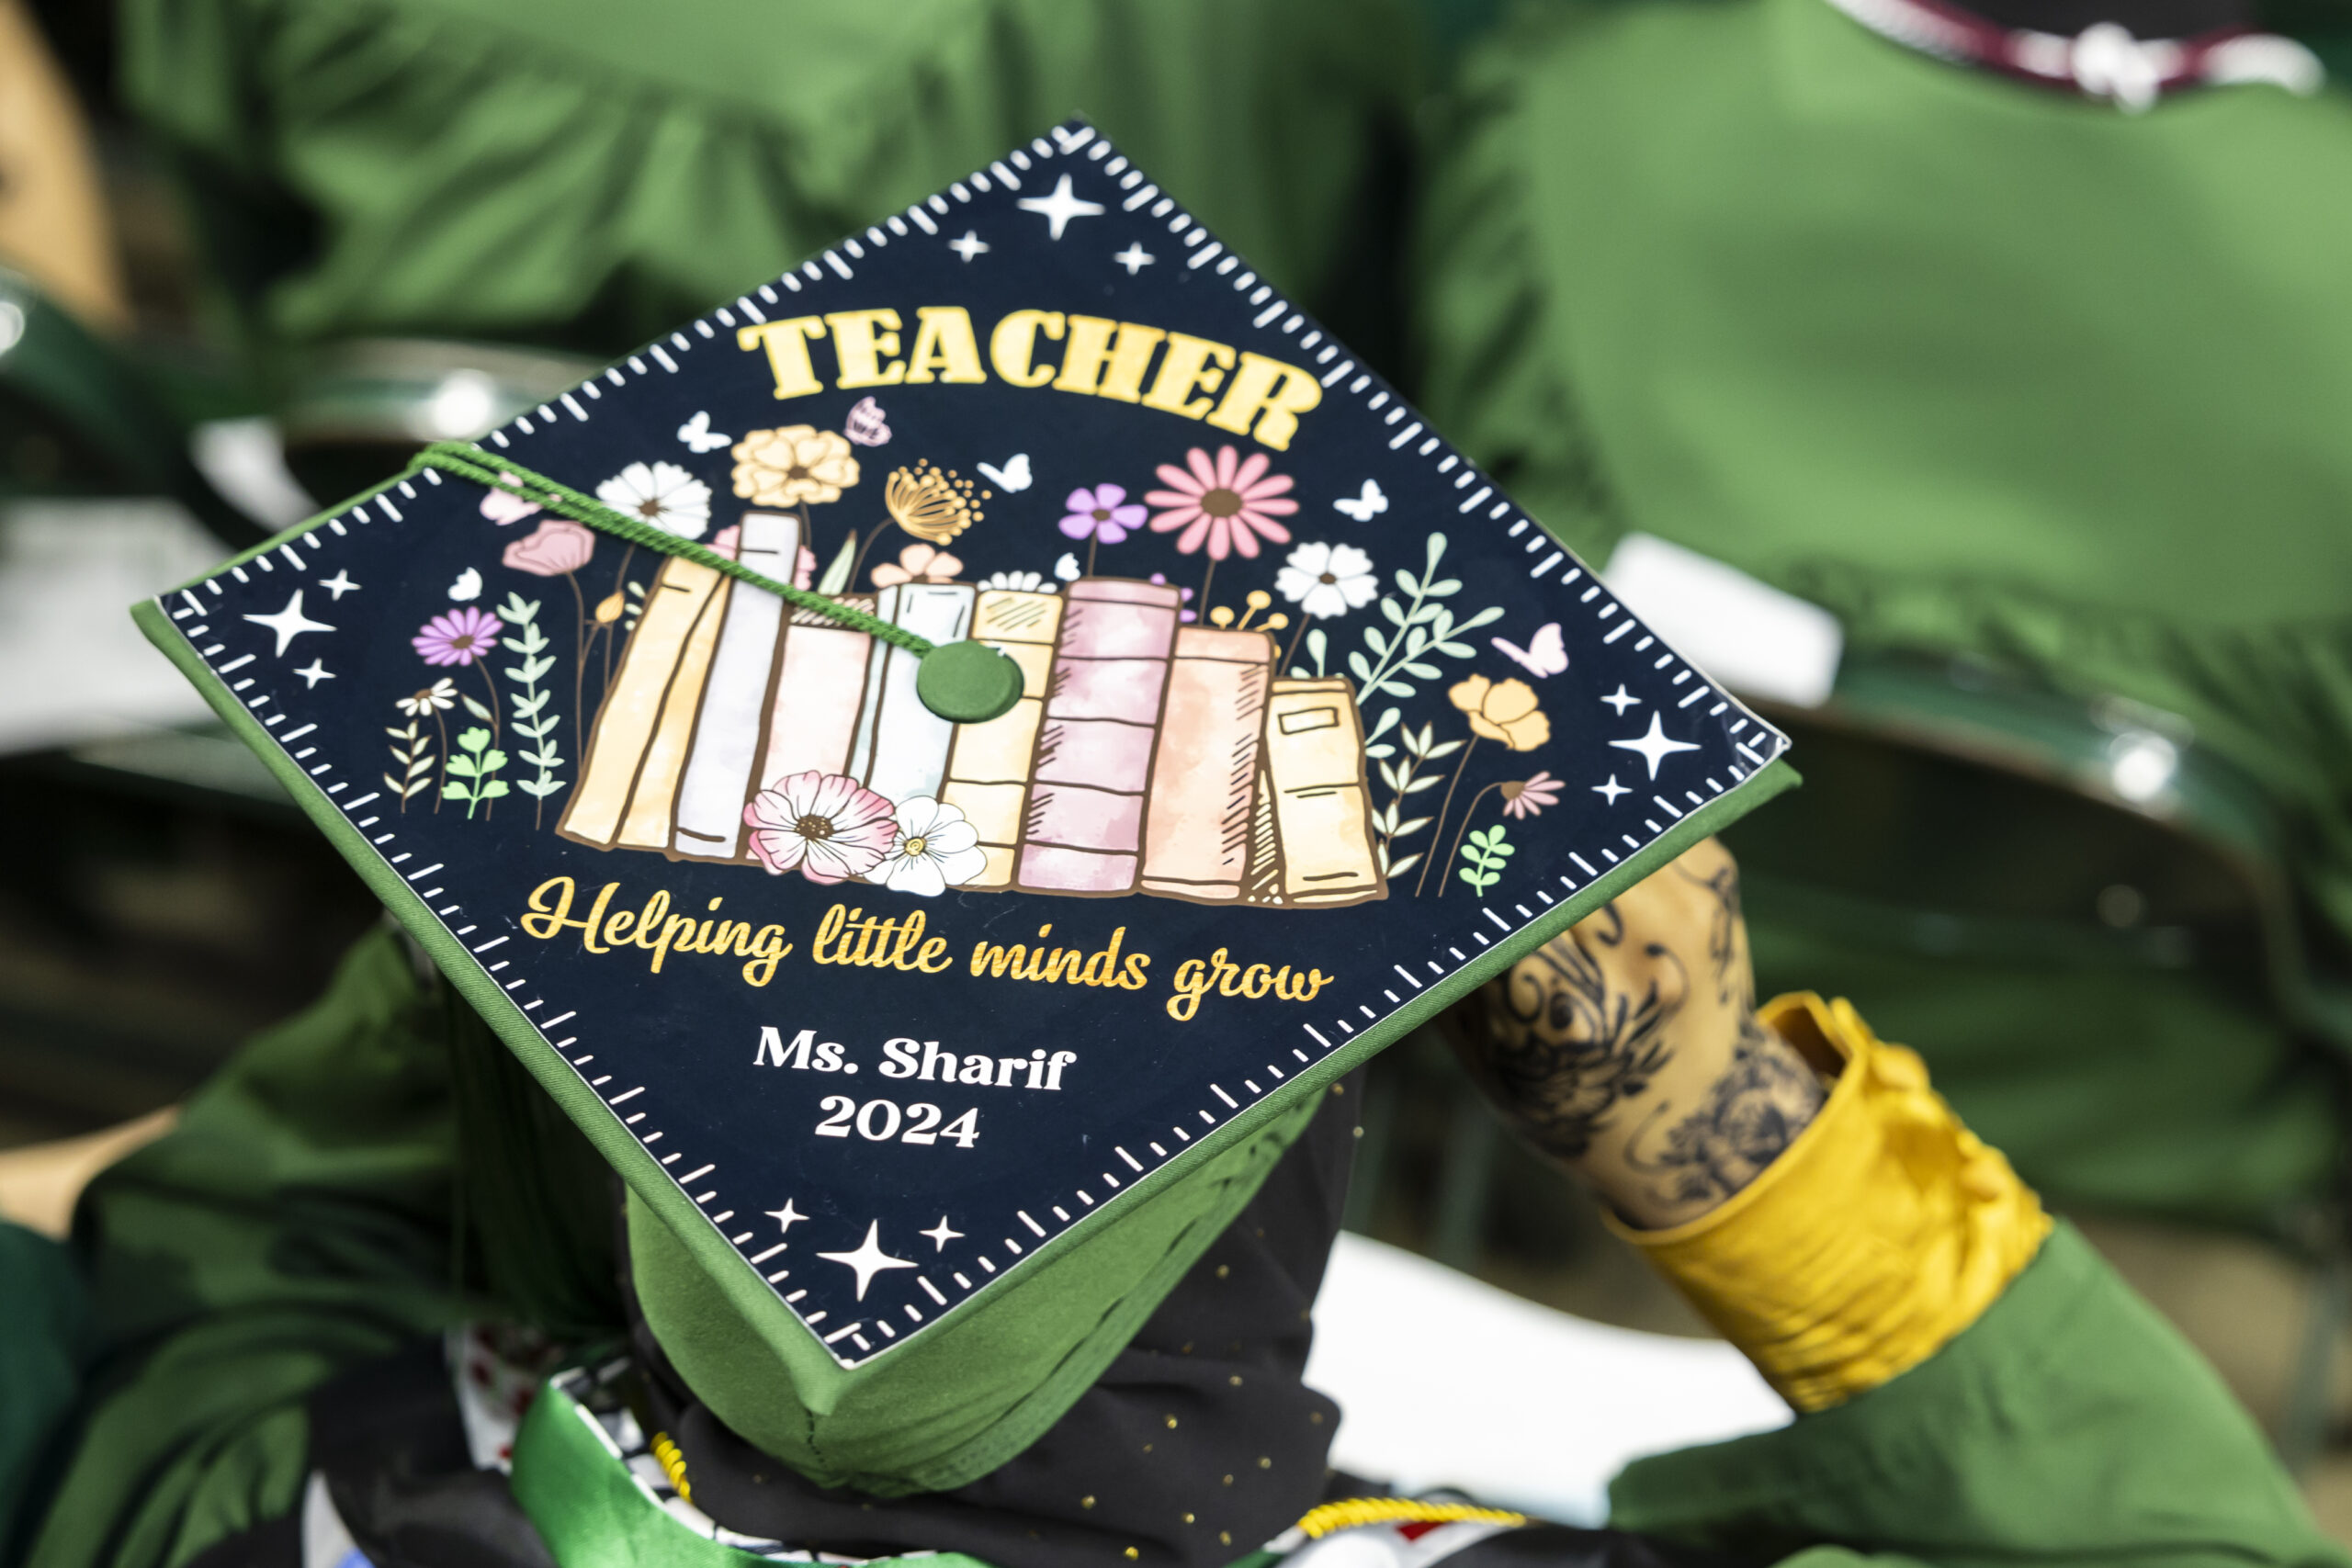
[1139,626,1273,902]
[558,554,727,850]
[617,572,733,850]
[1261,677,1385,907]
[940,588,1064,890]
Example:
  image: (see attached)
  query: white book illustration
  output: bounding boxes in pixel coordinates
[672,511,802,861]
[848,582,976,807]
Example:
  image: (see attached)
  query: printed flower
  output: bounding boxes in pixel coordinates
[732,425,860,508]
[865,797,988,897]
[1146,446,1297,559]
[480,477,542,525]
[843,396,891,446]
[871,542,964,587]
[742,771,899,884]
[980,570,1054,593]
[1499,772,1563,819]
[796,546,818,591]
[596,460,712,540]
[1449,674,1551,751]
[1274,541,1377,620]
[395,678,458,717]
[884,459,982,544]
[413,606,503,667]
[1058,483,1145,545]
[501,518,595,577]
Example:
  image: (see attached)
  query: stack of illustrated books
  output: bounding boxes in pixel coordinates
[563,521,1382,907]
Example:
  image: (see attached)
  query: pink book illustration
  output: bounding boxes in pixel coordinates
[1139,626,1274,902]
[1015,579,1182,896]
[752,596,877,800]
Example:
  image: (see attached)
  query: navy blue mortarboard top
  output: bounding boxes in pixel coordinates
[139,122,1792,1364]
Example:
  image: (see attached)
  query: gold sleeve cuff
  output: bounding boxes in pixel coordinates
[1606,994,2052,1412]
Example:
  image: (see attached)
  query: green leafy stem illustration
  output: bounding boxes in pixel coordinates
[1289,532,1503,694]
[443,727,511,818]
[497,592,567,826]
[382,719,435,812]
[1457,823,1515,897]
[1367,718,1462,885]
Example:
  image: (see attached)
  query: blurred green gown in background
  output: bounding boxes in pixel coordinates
[1414,0,2352,1231]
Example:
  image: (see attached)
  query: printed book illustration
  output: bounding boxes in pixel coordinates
[137,122,1793,1365]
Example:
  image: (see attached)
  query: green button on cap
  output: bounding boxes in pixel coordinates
[915,638,1024,723]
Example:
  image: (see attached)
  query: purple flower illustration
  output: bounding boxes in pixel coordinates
[1058,483,1145,546]
[413,606,502,667]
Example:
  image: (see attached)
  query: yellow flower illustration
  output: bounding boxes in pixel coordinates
[885,458,985,544]
[1448,674,1551,751]
[731,425,860,507]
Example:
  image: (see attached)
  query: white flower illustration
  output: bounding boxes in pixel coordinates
[865,796,988,897]
[394,677,458,717]
[596,459,713,540]
[979,570,1055,594]
[1274,541,1378,621]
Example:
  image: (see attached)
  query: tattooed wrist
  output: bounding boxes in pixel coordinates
[1473,901,1681,1162]
[1624,1017,1824,1223]
[1460,837,1826,1227]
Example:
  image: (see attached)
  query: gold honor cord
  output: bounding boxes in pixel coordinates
[414,442,1022,723]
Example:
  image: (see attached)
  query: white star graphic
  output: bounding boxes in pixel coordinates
[1609,714,1702,780]
[946,231,990,263]
[1113,243,1155,276]
[318,570,360,600]
[921,1216,963,1252]
[1600,684,1639,716]
[293,660,334,689]
[817,1221,919,1302]
[243,590,335,657]
[1592,774,1631,805]
[766,1201,808,1235]
[1017,174,1105,241]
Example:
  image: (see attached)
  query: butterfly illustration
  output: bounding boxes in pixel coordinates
[1052,551,1082,582]
[1332,479,1387,522]
[842,396,891,446]
[978,453,1033,492]
[1492,622,1567,678]
[676,410,731,454]
[447,567,483,603]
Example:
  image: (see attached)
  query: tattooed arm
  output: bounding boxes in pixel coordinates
[1455,837,1825,1229]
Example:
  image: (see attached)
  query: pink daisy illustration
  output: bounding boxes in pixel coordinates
[1145,446,1297,560]
[1500,771,1564,819]
[742,771,900,884]
[413,606,503,667]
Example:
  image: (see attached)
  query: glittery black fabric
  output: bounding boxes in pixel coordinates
[632,1077,1363,1568]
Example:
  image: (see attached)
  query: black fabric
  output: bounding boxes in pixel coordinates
[308,1340,557,1568]
[177,1512,300,1568]
[635,1077,1366,1568]
[1442,1523,1749,1568]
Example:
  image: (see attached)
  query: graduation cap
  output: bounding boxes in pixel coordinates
[136,121,1793,1493]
